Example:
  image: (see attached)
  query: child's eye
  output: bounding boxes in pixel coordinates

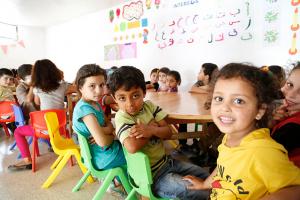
[286,82,293,88]
[118,97,125,101]
[99,83,105,88]
[233,98,244,104]
[89,84,95,88]
[213,96,223,102]
[133,94,140,99]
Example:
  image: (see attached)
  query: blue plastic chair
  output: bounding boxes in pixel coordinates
[10,105,51,158]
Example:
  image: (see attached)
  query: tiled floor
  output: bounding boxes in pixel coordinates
[0,131,122,200]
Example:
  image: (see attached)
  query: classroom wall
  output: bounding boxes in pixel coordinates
[45,0,298,91]
[0,26,46,69]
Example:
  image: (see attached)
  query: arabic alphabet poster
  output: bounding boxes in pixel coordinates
[151,0,255,50]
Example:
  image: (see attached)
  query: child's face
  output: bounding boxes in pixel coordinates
[0,75,14,87]
[158,72,167,83]
[166,75,178,89]
[150,72,158,83]
[79,75,105,102]
[211,78,266,141]
[281,69,300,107]
[197,69,209,84]
[114,86,145,115]
[197,69,205,81]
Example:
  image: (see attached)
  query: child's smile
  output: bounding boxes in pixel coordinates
[211,78,266,146]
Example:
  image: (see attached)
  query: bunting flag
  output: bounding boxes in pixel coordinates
[0,45,8,54]
[0,40,25,54]
[18,40,25,48]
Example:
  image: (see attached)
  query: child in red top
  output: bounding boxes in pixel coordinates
[271,62,300,167]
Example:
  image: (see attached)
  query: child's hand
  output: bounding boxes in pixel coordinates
[148,119,159,127]
[129,119,153,139]
[182,175,205,190]
[273,104,289,121]
[286,103,300,116]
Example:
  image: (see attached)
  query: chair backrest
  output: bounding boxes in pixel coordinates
[12,104,26,127]
[75,131,96,172]
[44,112,69,151]
[123,148,154,198]
[30,109,67,139]
[0,101,16,122]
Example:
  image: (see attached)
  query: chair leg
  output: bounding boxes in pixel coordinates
[32,136,38,172]
[2,123,10,137]
[72,170,92,192]
[117,169,132,195]
[50,155,64,170]
[92,172,115,200]
[9,141,17,151]
[42,153,71,188]
[125,189,137,200]
[74,152,94,183]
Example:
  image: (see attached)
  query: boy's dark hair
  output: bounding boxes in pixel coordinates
[111,66,118,70]
[17,64,33,80]
[75,64,107,97]
[150,68,159,75]
[109,66,146,96]
[31,59,63,93]
[11,69,17,78]
[0,68,13,78]
[213,63,278,128]
[268,65,285,85]
[202,63,218,82]
[167,70,181,85]
[158,67,170,75]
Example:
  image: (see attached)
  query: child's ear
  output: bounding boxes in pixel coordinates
[256,104,267,120]
[204,74,209,82]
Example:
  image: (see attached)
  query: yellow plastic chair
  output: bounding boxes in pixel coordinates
[42,112,93,188]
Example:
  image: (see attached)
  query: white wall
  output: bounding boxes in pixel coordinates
[0,26,46,68]
[45,0,298,90]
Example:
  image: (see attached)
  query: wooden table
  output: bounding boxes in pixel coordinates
[145,92,212,139]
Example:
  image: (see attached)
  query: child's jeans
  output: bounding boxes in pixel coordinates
[152,156,210,200]
[14,125,34,158]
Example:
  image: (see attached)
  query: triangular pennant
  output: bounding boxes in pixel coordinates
[18,40,25,48]
[0,45,8,54]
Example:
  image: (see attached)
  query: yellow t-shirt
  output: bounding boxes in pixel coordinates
[211,128,300,200]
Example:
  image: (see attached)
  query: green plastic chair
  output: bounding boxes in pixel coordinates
[72,132,132,200]
[123,148,171,200]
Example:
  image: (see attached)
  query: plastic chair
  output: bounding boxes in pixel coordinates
[0,101,16,137]
[42,112,93,188]
[9,105,51,158]
[72,132,133,200]
[123,149,171,200]
[30,109,67,172]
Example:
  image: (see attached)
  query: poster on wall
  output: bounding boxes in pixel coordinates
[104,44,120,61]
[104,42,137,61]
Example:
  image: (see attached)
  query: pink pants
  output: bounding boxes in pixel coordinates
[14,125,34,158]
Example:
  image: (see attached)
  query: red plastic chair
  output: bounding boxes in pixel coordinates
[0,101,17,137]
[30,109,68,172]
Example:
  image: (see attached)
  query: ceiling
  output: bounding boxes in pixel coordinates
[0,0,128,27]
